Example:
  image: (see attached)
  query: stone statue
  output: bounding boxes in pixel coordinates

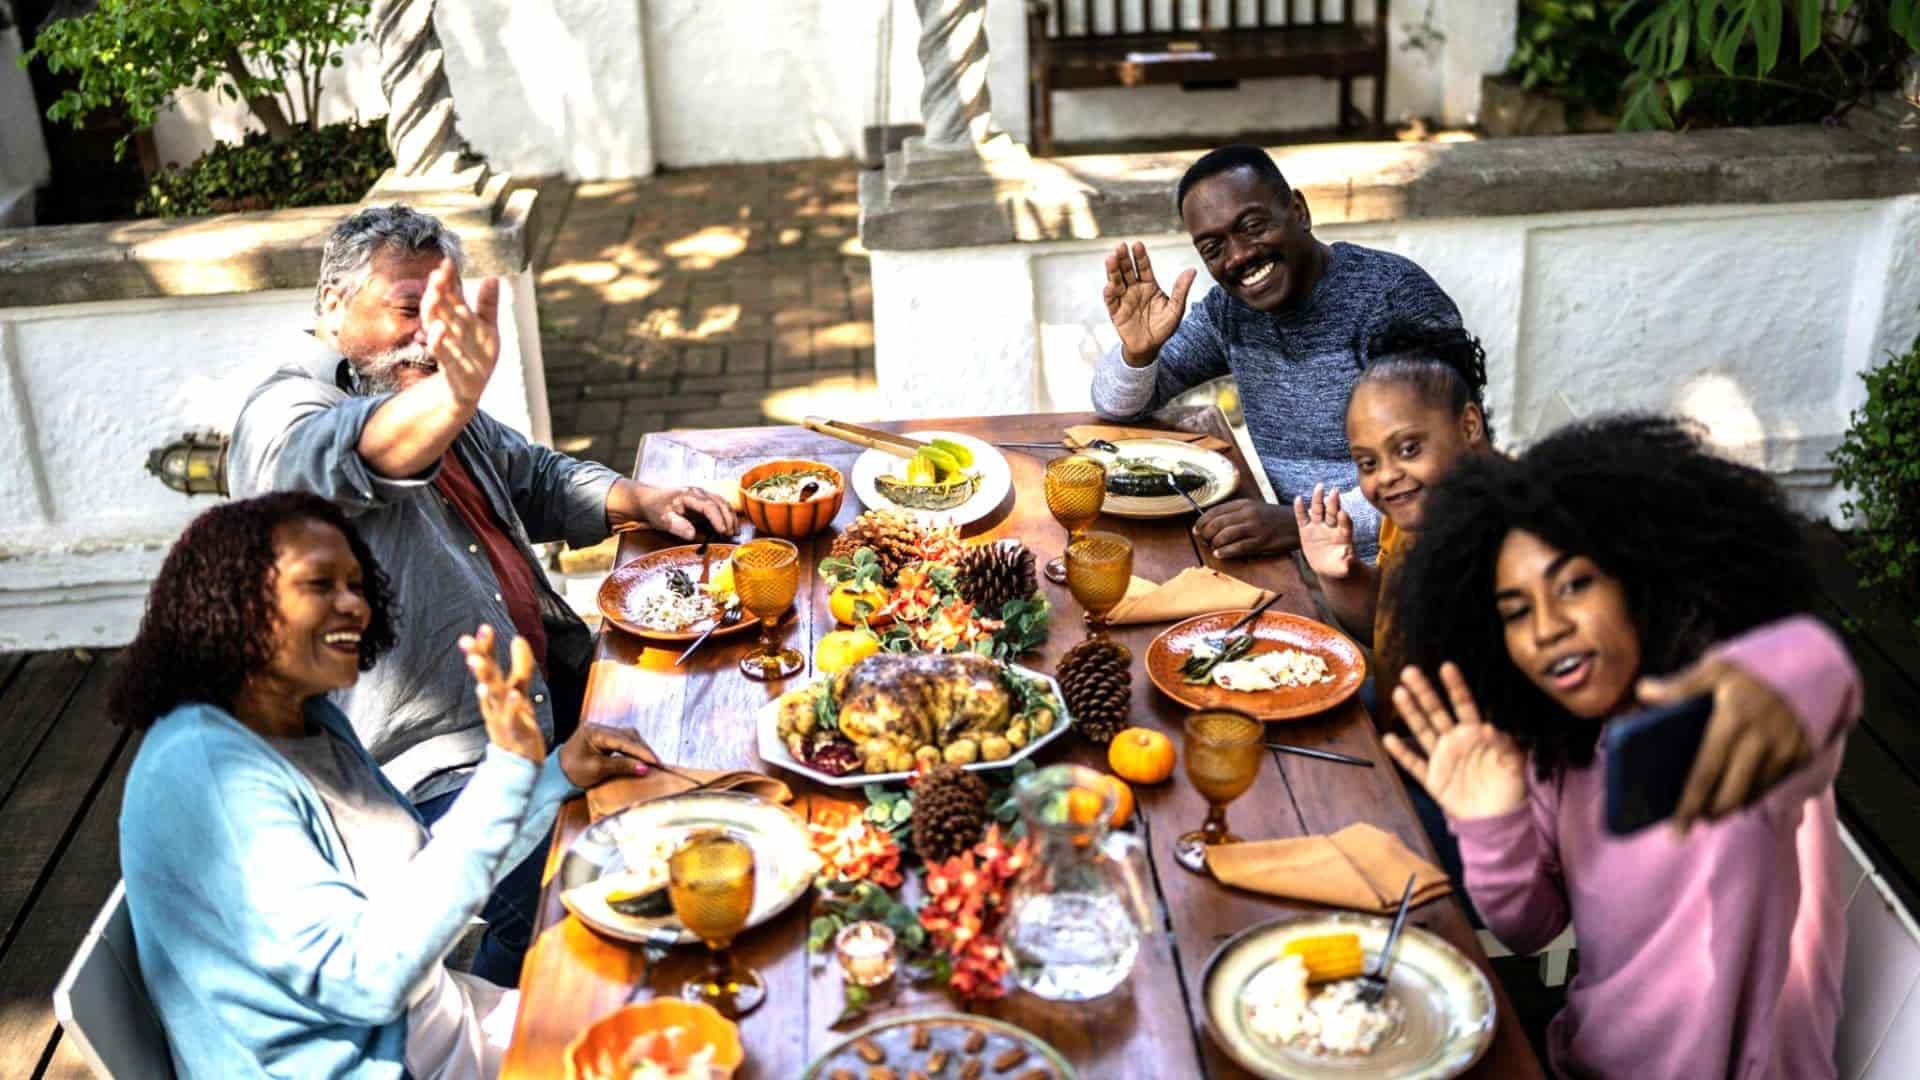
[370,0,469,176]
[914,0,996,151]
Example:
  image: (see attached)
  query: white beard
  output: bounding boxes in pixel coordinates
[352,342,436,394]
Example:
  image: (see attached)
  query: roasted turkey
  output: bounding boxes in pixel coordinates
[776,651,1058,774]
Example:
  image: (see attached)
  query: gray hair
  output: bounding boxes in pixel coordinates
[314,204,465,315]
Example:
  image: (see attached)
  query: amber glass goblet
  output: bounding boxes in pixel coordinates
[1065,530,1133,639]
[732,537,803,681]
[1174,709,1265,874]
[1043,455,1107,584]
[668,829,764,1018]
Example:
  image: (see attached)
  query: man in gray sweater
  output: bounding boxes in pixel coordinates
[1092,145,1461,560]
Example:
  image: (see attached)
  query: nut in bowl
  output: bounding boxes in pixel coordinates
[739,459,845,538]
[565,999,744,1080]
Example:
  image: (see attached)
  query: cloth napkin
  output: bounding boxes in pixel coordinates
[1204,822,1453,913]
[586,766,793,824]
[1104,566,1275,626]
[1064,423,1233,454]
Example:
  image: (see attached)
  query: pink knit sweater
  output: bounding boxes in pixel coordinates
[1452,616,1858,1079]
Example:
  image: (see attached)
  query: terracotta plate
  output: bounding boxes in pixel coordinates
[1145,610,1366,721]
[597,544,767,643]
[1202,912,1495,1079]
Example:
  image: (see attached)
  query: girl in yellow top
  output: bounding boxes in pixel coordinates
[1296,319,1497,735]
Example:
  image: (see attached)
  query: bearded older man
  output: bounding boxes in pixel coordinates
[230,204,735,986]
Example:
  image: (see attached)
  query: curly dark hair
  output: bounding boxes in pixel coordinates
[108,493,399,729]
[1357,318,1496,444]
[1386,414,1813,778]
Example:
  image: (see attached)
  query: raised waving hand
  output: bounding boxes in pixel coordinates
[1103,241,1196,364]
[1383,663,1529,821]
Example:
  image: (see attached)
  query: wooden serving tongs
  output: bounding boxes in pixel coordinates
[803,416,929,459]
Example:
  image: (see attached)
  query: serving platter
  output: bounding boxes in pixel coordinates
[850,429,1012,527]
[801,1013,1078,1080]
[1145,610,1366,721]
[1202,913,1495,1080]
[754,662,1074,787]
[557,791,818,947]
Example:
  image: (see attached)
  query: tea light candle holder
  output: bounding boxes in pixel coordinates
[834,921,897,987]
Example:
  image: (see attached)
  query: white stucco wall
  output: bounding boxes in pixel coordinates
[870,194,1920,522]
[151,2,657,178]
[145,0,1510,176]
[0,275,543,650]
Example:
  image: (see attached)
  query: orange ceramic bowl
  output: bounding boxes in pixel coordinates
[739,459,845,538]
[564,999,744,1080]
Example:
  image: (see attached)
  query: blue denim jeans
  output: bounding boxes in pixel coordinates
[413,655,584,988]
[414,789,549,989]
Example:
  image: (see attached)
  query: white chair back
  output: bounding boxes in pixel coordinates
[52,881,174,1079]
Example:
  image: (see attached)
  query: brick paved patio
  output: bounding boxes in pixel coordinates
[531,159,881,473]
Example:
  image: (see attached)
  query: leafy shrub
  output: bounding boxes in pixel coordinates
[138,119,392,218]
[1829,331,1920,634]
[1509,1,1639,118]
[26,0,369,157]
[1613,0,1920,130]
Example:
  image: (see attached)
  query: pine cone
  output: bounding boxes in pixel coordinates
[955,540,1038,619]
[1057,638,1133,744]
[910,764,991,863]
[829,509,927,583]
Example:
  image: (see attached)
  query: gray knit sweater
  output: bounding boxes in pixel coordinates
[1092,242,1461,558]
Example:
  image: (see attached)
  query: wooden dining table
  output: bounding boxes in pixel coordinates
[500,410,1547,1080]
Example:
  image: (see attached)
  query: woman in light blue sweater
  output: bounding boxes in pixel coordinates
[111,493,653,1078]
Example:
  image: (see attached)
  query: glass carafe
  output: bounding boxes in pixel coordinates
[1002,764,1154,1001]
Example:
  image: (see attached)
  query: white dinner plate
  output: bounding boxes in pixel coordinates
[850,430,1012,528]
[1203,912,1496,1079]
[755,661,1074,787]
[1092,437,1241,519]
[557,791,818,946]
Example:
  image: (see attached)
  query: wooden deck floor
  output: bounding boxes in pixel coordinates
[0,525,1913,1079]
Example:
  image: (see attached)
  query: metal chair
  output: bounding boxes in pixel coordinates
[52,881,175,1079]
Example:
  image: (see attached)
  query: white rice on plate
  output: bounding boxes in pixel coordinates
[624,576,719,632]
[1243,954,1401,1056]
[1211,648,1334,692]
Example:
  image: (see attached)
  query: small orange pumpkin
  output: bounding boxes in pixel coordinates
[1107,727,1177,785]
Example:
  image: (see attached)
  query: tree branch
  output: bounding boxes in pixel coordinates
[222,46,294,142]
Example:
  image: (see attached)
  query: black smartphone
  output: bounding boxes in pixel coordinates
[1604,693,1714,835]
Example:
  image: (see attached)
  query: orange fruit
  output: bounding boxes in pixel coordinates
[1100,774,1135,828]
[1066,787,1105,827]
[1065,776,1134,830]
[1108,727,1177,784]
[829,583,890,627]
[814,629,880,675]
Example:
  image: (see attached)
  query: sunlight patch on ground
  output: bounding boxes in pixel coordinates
[538,260,622,287]
[663,226,748,270]
[556,436,595,454]
[813,321,874,349]
[633,304,743,340]
[762,373,885,424]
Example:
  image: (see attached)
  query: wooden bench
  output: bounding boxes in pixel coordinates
[1024,0,1391,156]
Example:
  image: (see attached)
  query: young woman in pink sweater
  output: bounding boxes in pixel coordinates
[1381,415,1857,1079]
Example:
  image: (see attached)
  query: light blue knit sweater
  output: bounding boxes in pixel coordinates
[119,698,574,1078]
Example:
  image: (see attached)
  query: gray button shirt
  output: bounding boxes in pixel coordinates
[1092,242,1462,559]
[230,335,619,800]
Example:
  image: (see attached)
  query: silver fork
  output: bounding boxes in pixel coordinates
[1359,873,1419,1005]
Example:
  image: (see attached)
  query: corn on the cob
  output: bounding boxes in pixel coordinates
[1280,932,1365,982]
